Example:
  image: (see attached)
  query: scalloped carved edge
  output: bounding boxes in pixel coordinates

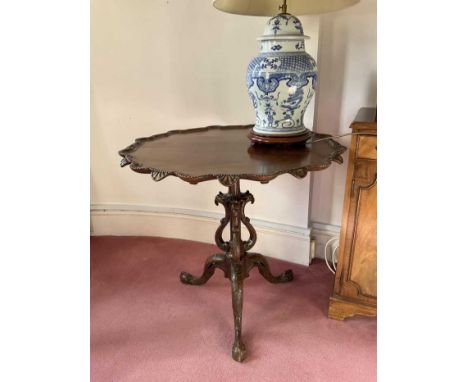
[289,168,308,179]
[151,170,170,182]
[118,125,347,186]
[120,157,131,167]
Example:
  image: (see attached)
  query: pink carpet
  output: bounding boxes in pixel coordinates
[91,236,376,381]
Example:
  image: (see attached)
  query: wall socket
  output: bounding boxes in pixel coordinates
[309,238,316,265]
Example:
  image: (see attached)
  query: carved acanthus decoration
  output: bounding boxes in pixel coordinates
[151,170,170,182]
[218,175,240,187]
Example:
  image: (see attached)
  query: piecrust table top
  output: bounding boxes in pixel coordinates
[118,125,346,186]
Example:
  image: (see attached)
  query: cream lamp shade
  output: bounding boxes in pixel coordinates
[212,0,360,16]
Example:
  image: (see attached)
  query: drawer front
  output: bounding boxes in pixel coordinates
[357,136,377,160]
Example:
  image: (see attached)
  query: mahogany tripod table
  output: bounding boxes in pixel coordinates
[118,125,346,362]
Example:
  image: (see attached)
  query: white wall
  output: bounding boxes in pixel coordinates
[91,0,320,265]
[310,0,377,227]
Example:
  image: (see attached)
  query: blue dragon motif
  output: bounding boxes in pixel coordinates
[281,88,304,121]
[246,50,317,131]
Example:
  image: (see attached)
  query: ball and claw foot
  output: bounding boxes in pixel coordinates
[179,271,191,284]
[180,254,226,285]
[180,271,205,285]
[279,269,294,283]
[232,340,247,362]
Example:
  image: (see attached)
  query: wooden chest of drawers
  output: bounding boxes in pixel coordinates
[328,107,377,320]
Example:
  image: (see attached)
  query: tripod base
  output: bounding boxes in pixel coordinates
[180,181,293,362]
[180,252,293,286]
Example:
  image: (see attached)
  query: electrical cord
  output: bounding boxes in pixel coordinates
[324,236,339,274]
[309,131,377,144]
[332,243,339,272]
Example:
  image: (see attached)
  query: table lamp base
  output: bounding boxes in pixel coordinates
[248,128,312,145]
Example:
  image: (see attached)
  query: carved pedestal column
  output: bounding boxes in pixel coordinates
[180,180,293,362]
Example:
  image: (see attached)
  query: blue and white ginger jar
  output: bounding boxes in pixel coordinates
[246,13,318,136]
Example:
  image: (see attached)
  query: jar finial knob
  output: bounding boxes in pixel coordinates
[279,0,287,14]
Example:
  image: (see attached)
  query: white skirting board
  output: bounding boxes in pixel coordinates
[310,222,342,261]
[90,204,340,266]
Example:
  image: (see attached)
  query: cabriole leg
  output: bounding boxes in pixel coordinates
[180,253,227,285]
[230,261,246,362]
[226,180,248,362]
[246,252,294,284]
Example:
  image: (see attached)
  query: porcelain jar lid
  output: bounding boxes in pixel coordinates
[257,13,309,41]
